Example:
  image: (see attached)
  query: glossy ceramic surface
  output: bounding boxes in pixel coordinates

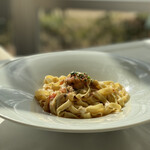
[0,51,150,133]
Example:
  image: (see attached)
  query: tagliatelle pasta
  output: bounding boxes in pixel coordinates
[35,71,130,119]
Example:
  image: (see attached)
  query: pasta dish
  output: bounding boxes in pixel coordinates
[35,71,130,119]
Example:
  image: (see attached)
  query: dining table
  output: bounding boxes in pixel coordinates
[0,40,150,150]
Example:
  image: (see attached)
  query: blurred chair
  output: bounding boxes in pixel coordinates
[0,46,12,60]
[1,0,150,55]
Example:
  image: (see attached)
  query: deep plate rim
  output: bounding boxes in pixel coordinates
[0,50,150,133]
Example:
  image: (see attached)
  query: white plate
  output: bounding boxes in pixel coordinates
[0,51,150,133]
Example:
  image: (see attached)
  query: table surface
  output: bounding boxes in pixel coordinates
[0,40,150,150]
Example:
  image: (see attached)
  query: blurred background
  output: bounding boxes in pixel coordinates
[0,0,150,56]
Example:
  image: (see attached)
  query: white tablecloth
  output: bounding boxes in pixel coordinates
[0,40,150,150]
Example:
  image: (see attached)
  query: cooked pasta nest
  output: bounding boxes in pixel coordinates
[35,71,130,119]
